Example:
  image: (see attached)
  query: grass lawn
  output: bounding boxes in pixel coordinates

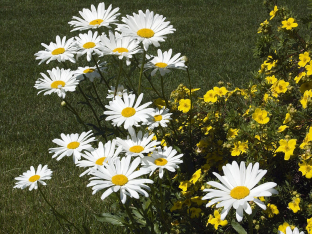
[0,0,308,233]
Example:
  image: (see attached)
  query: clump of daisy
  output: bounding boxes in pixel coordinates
[144,49,186,76]
[202,161,278,222]
[117,9,175,51]
[116,127,160,158]
[34,67,79,99]
[104,93,154,129]
[87,155,153,204]
[145,107,172,130]
[106,85,132,99]
[68,2,120,31]
[141,146,183,178]
[34,36,76,65]
[77,140,122,177]
[14,165,52,191]
[49,130,96,163]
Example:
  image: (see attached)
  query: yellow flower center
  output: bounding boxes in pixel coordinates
[95,157,106,166]
[111,174,128,186]
[121,107,136,117]
[155,62,168,68]
[154,115,163,122]
[83,42,96,49]
[129,145,144,153]
[89,19,104,26]
[29,175,40,182]
[83,68,95,73]
[154,158,168,166]
[113,47,129,53]
[230,186,250,199]
[51,48,65,55]
[67,141,80,149]
[51,80,65,89]
[137,28,155,38]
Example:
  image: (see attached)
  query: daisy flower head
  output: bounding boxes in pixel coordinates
[14,165,52,191]
[74,64,106,82]
[77,140,122,177]
[141,146,183,178]
[74,30,103,62]
[144,49,186,76]
[117,9,175,51]
[278,226,305,234]
[87,155,153,204]
[104,92,154,129]
[106,85,132,99]
[49,130,96,163]
[116,127,160,158]
[145,107,172,130]
[34,36,76,65]
[99,31,142,65]
[34,67,79,99]
[202,161,278,222]
[68,2,120,31]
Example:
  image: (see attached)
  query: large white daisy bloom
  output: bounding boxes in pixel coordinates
[117,10,175,51]
[141,146,183,178]
[14,165,52,191]
[68,3,120,31]
[77,140,122,177]
[116,127,160,158]
[99,31,142,65]
[202,161,278,222]
[49,130,96,163]
[104,93,154,129]
[144,49,186,76]
[34,67,79,99]
[74,30,103,62]
[279,227,305,234]
[74,64,106,82]
[145,107,172,130]
[87,156,153,204]
[34,36,76,65]
[106,85,132,99]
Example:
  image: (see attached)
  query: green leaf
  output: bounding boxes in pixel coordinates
[142,199,151,211]
[231,220,247,234]
[93,213,125,226]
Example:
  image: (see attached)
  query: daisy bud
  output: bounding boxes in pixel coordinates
[61,101,66,106]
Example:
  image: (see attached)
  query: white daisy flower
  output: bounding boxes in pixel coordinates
[34,67,79,99]
[104,93,154,129]
[116,127,160,158]
[68,3,120,31]
[74,64,106,82]
[202,161,278,222]
[278,227,305,234]
[49,130,96,163]
[106,85,132,99]
[145,107,172,130]
[99,31,142,65]
[144,49,186,76]
[77,140,122,177]
[87,155,153,204]
[34,36,76,65]
[141,146,183,178]
[117,9,175,51]
[14,165,52,191]
[75,30,103,62]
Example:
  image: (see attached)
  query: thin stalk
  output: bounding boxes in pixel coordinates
[91,55,110,89]
[138,50,147,94]
[247,214,254,234]
[122,201,138,234]
[157,178,170,233]
[160,75,169,108]
[63,98,89,131]
[114,59,123,97]
[186,67,193,152]
[91,82,105,109]
[38,186,83,234]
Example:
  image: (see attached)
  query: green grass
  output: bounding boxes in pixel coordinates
[1,0,308,233]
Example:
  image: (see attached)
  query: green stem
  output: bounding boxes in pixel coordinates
[160,75,169,108]
[91,55,110,89]
[138,50,147,94]
[186,68,193,153]
[122,201,138,234]
[38,186,83,234]
[91,81,105,110]
[114,59,123,97]
[247,214,254,234]
[63,98,88,131]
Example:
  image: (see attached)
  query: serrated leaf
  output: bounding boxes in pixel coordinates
[231,220,247,234]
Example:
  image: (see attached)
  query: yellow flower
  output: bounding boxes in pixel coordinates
[283,113,291,124]
[204,90,218,103]
[191,196,206,206]
[252,108,270,124]
[288,198,301,213]
[270,6,278,20]
[189,169,202,184]
[202,126,213,135]
[276,139,297,160]
[301,90,312,109]
[231,141,248,156]
[282,18,298,30]
[306,63,312,76]
[299,160,312,178]
[188,207,202,218]
[226,128,239,139]
[265,75,278,84]
[184,87,200,96]
[178,99,191,113]
[299,52,311,67]
[307,217,312,234]
[213,86,228,96]
[179,181,192,192]
[264,55,277,71]
[300,82,312,93]
[154,98,166,109]
[170,201,183,212]
[294,72,306,83]
[278,125,288,132]
[264,203,279,218]
[207,210,228,230]
[272,80,289,94]
[278,222,290,234]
